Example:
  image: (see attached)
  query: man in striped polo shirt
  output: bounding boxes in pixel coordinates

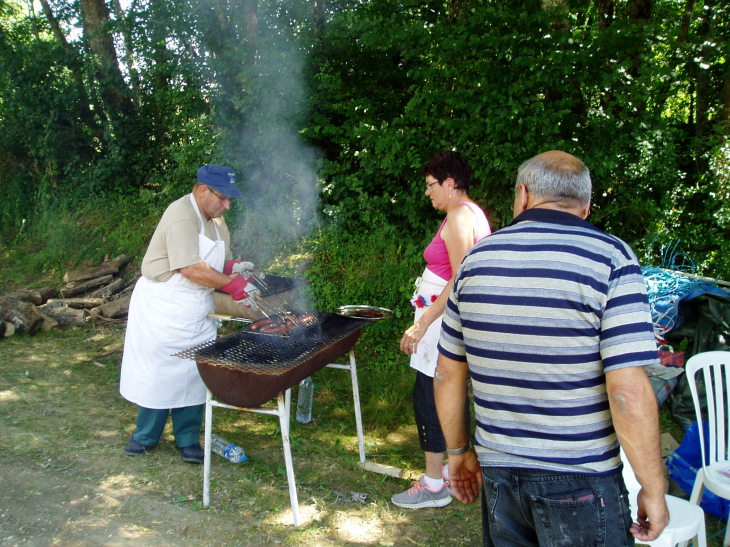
[434,151,669,546]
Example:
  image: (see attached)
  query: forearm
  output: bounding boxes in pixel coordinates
[606,367,665,496]
[434,353,470,448]
[179,261,232,289]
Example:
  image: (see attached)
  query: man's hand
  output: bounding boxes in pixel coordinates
[448,449,482,504]
[220,274,250,301]
[630,488,669,542]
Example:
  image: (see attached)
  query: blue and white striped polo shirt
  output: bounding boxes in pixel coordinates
[438,208,659,475]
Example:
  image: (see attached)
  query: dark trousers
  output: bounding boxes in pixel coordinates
[480,466,634,547]
[131,404,204,448]
[413,370,471,453]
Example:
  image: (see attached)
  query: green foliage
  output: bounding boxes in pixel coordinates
[302,2,729,279]
[298,221,427,366]
[1,0,729,286]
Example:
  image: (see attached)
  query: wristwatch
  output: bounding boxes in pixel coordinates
[446,440,473,456]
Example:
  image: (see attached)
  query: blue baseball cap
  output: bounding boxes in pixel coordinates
[197,164,244,199]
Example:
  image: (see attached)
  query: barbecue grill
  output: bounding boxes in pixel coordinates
[177,312,368,408]
[177,291,395,527]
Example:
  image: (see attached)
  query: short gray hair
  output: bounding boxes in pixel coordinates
[516,151,592,208]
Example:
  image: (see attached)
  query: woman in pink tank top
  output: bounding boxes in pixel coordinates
[391,151,491,510]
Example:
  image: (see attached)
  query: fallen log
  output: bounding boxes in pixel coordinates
[1,321,15,337]
[90,296,130,318]
[87,278,125,300]
[7,289,43,306]
[37,286,59,303]
[46,297,105,309]
[63,254,130,283]
[60,275,113,298]
[0,296,44,334]
[110,254,130,269]
[37,305,86,327]
[37,313,59,332]
[118,277,139,297]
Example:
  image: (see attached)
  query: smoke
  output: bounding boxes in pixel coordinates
[228,34,321,270]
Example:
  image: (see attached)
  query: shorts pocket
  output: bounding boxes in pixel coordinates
[531,491,605,547]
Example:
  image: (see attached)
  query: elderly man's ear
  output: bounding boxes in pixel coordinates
[580,202,591,220]
[513,184,529,219]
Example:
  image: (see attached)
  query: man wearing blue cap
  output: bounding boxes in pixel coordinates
[120,164,257,463]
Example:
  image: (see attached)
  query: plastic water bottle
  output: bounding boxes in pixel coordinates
[209,433,247,463]
[296,376,314,424]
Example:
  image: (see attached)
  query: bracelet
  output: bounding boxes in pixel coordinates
[446,440,473,456]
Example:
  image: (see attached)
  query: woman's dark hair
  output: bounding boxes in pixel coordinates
[422,150,471,192]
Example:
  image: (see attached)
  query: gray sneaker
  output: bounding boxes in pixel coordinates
[391,476,452,509]
[442,466,455,497]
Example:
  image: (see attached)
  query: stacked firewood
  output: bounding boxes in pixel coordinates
[0,254,136,336]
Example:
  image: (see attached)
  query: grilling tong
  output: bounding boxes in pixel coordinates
[208,271,295,323]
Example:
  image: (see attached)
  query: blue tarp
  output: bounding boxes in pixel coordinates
[642,266,730,338]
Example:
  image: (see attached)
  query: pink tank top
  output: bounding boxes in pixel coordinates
[423,201,491,281]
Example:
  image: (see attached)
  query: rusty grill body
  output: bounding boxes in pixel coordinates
[179,312,368,408]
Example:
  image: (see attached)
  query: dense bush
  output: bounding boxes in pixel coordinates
[1,0,729,290]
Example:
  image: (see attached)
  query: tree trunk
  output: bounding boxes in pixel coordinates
[447,0,463,25]
[629,0,651,24]
[597,0,614,32]
[111,0,141,104]
[244,0,259,64]
[37,0,102,140]
[627,0,651,82]
[695,0,715,169]
[313,0,325,39]
[149,0,172,91]
[79,0,134,117]
[722,74,730,137]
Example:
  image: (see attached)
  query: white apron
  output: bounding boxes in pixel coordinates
[120,194,225,409]
[409,268,448,377]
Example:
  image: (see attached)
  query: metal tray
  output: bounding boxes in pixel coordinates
[334,305,393,321]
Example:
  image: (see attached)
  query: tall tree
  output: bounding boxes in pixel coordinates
[79,0,134,120]
[37,0,103,140]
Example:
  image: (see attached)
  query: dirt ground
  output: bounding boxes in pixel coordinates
[0,324,483,547]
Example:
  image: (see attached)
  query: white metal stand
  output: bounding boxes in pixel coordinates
[202,349,365,527]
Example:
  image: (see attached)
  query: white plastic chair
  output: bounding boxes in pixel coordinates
[621,448,706,547]
[685,351,730,546]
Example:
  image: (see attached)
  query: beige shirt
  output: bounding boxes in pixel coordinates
[141,194,233,282]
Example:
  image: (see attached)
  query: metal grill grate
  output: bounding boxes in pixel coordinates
[176,313,367,375]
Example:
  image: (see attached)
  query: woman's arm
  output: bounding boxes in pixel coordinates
[400,206,477,354]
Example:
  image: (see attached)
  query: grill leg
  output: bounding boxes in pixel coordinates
[349,350,366,464]
[278,390,301,526]
[203,389,213,507]
[284,387,291,430]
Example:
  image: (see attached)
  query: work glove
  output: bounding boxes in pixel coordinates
[220,274,260,309]
[224,260,253,276]
[226,259,265,280]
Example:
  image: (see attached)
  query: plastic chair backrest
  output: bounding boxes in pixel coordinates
[686,351,730,471]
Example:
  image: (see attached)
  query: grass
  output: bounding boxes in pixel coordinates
[0,210,726,544]
[0,323,484,546]
[2,322,727,545]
